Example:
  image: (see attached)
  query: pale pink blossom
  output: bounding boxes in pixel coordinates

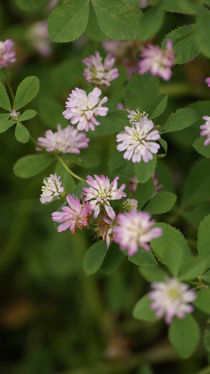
[206,77,210,88]
[0,39,16,68]
[138,40,175,81]
[63,87,108,132]
[83,51,118,86]
[116,115,160,163]
[28,21,51,57]
[52,195,92,233]
[83,175,126,219]
[37,124,89,154]
[152,173,163,195]
[200,116,210,146]
[129,176,139,193]
[139,0,148,8]
[40,174,64,204]
[122,198,138,212]
[113,211,162,256]
[149,278,196,324]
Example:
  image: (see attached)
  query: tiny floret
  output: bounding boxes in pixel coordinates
[139,0,149,9]
[40,174,64,204]
[83,51,119,86]
[37,124,89,154]
[52,195,92,233]
[113,211,162,256]
[149,278,196,324]
[0,39,16,68]
[116,115,160,163]
[127,109,146,125]
[122,198,138,212]
[83,175,126,219]
[200,116,210,146]
[138,40,175,81]
[95,216,115,248]
[28,21,51,57]
[205,77,210,88]
[63,87,108,132]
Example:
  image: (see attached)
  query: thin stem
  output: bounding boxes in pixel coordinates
[55,154,84,182]
[3,69,15,105]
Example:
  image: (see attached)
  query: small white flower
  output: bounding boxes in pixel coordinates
[127,109,146,125]
[116,115,160,163]
[63,87,108,132]
[122,198,138,212]
[40,174,64,204]
[149,278,196,324]
[200,116,210,146]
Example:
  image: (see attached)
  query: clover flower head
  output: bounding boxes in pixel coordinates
[127,109,147,125]
[52,195,92,233]
[122,198,138,212]
[149,278,196,324]
[63,87,109,132]
[40,174,64,204]
[116,115,160,163]
[95,216,115,248]
[152,173,163,195]
[28,21,51,57]
[113,211,162,256]
[0,39,16,68]
[200,116,210,146]
[138,40,175,81]
[37,124,89,154]
[83,51,119,86]
[206,77,210,88]
[83,175,126,219]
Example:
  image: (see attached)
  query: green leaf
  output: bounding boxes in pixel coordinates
[48,0,90,43]
[0,81,11,111]
[145,191,177,215]
[14,76,40,110]
[197,214,210,258]
[0,119,15,133]
[161,108,198,134]
[109,150,134,181]
[137,3,164,41]
[15,123,30,143]
[92,0,142,40]
[55,161,75,193]
[162,0,198,15]
[136,179,155,210]
[134,157,156,184]
[179,256,207,281]
[151,95,168,119]
[133,295,157,322]
[125,74,159,114]
[69,151,100,168]
[86,4,106,41]
[196,7,210,58]
[204,329,210,354]
[14,0,47,11]
[193,137,210,158]
[194,289,210,315]
[169,315,200,359]
[91,111,127,136]
[181,159,210,208]
[151,223,189,276]
[20,109,37,121]
[13,154,54,179]
[83,241,107,276]
[129,250,165,282]
[101,244,124,275]
[162,25,198,65]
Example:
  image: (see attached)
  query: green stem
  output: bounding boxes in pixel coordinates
[55,154,84,182]
[3,69,15,106]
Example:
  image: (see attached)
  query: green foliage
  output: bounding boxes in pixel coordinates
[0,119,15,133]
[14,76,40,111]
[15,123,30,143]
[109,150,134,181]
[101,244,124,275]
[0,81,11,111]
[136,179,155,209]
[14,0,47,11]
[48,0,90,42]
[196,6,210,58]
[83,241,107,275]
[129,250,165,282]
[134,157,156,184]
[194,289,210,314]
[193,138,210,158]
[169,316,200,359]
[161,108,198,134]
[151,224,189,276]
[55,162,75,193]
[92,0,142,40]
[197,214,210,258]
[137,3,164,41]
[20,109,37,121]
[13,154,54,178]
[162,25,198,64]
[91,111,127,136]
[133,295,157,322]
[145,191,177,215]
